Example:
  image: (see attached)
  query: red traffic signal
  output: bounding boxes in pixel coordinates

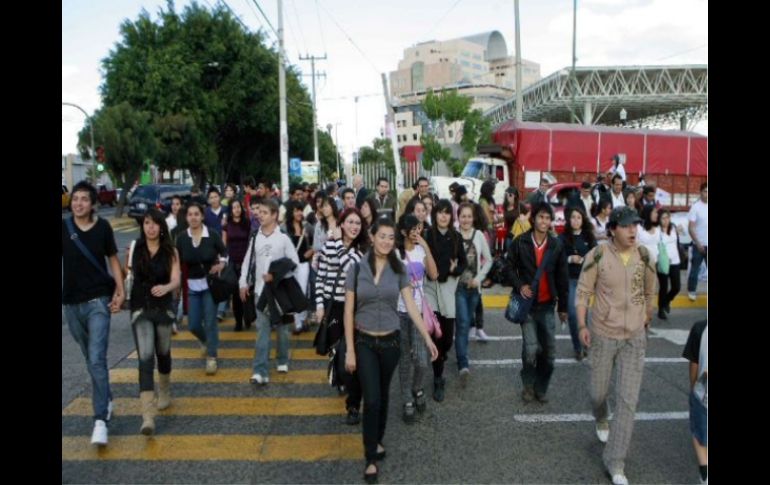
[96,146,105,163]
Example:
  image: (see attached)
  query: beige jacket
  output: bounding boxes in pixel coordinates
[576,242,657,340]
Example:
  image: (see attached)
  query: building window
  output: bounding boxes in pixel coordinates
[448,130,454,138]
[413,134,418,141]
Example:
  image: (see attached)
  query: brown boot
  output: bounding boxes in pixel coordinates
[157,374,171,410]
[139,391,156,435]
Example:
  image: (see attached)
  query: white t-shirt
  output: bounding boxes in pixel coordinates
[688,200,708,246]
[612,163,627,182]
[611,191,626,208]
[398,245,427,313]
[659,228,680,266]
[592,216,609,245]
[636,225,660,263]
[165,214,178,231]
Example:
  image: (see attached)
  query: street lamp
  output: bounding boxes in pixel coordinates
[62,102,95,179]
[620,108,627,126]
[326,122,342,181]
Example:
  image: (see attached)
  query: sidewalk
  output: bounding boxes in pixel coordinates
[107,215,136,230]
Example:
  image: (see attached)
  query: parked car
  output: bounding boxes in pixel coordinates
[62,185,70,210]
[127,184,192,223]
[97,184,118,206]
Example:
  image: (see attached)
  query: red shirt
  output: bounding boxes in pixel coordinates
[533,235,552,303]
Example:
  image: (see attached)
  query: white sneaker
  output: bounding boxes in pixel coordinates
[250,373,269,385]
[106,400,114,421]
[688,292,697,302]
[91,420,108,446]
[611,473,629,485]
[476,329,490,342]
[596,421,610,443]
[277,364,289,373]
[469,328,478,341]
[205,357,218,375]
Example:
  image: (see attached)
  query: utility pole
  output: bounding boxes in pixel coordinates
[354,96,359,174]
[381,73,403,193]
[278,0,289,201]
[299,53,327,170]
[514,0,523,121]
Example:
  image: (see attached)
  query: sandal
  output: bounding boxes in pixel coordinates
[364,461,378,484]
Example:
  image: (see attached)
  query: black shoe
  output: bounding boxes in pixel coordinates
[244,321,252,329]
[413,389,427,413]
[234,324,243,332]
[574,350,583,362]
[375,444,386,460]
[658,310,668,320]
[535,391,549,403]
[402,402,416,424]
[663,303,671,314]
[346,407,360,425]
[364,461,378,484]
[433,377,446,402]
[521,387,535,403]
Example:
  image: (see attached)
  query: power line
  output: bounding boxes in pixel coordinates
[320,93,381,101]
[250,0,279,40]
[281,0,303,59]
[241,0,275,43]
[289,0,309,55]
[314,0,327,55]
[316,0,381,75]
[424,0,463,39]
[655,44,707,62]
[218,0,252,33]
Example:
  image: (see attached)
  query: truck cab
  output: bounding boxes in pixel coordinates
[431,156,509,205]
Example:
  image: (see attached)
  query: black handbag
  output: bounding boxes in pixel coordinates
[504,245,553,324]
[677,231,689,271]
[313,303,332,355]
[207,263,238,303]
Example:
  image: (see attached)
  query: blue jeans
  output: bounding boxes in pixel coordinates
[64,296,114,422]
[687,245,707,293]
[520,302,557,395]
[252,309,290,376]
[455,284,480,370]
[188,289,218,357]
[567,279,583,353]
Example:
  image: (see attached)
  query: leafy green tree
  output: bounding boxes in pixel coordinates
[78,102,158,215]
[96,1,317,190]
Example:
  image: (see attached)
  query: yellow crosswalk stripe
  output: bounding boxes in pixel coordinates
[63,397,345,416]
[109,368,328,384]
[62,434,361,461]
[127,348,325,360]
[173,331,315,342]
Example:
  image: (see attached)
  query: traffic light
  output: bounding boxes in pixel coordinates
[96,146,105,163]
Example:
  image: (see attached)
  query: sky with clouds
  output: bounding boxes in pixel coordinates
[63,0,707,162]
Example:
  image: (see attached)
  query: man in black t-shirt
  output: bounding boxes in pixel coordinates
[683,320,708,483]
[61,181,125,447]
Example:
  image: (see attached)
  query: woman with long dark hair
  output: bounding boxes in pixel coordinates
[424,199,468,402]
[360,196,378,230]
[502,187,523,249]
[395,214,438,423]
[344,218,438,483]
[282,199,315,333]
[559,207,597,361]
[315,207,369,424]
[222,199,251,331]
[176,202,228,376]
[127,208,181,435]
[592,199,612,244]
[656,209,681,320]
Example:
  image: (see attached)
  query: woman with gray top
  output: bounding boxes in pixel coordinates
[344,218,438,484]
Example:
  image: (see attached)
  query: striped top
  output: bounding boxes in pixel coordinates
[315,238,363,309]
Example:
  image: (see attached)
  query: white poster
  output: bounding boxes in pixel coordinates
[524,171,541,189]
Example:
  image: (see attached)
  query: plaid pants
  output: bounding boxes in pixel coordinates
[589,331,647,475]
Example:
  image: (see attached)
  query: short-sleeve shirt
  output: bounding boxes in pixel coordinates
[346,256,410,333]
[683,320,708,406]
[398,245,427,313]
[62,217,118,304]
[688,200,708,246]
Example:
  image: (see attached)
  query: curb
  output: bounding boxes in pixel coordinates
[109,217,137,230]
[481,293,707,310]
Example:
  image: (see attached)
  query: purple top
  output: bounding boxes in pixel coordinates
[223,220,250,265]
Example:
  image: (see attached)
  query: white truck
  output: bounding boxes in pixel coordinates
[430,156,511,205]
